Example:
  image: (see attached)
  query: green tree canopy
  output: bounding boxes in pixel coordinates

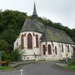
[1,50,11,65]
[0,39,8,52]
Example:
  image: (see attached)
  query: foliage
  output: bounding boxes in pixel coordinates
[0,10,27,53]
[10,48,22,62]
[66,47,75,70]
[67,65,75,70]
[1,26,17,52]
[1,50,11,65]
[68,48,75,67]
[0,39,8,52]
[0,66,10,70]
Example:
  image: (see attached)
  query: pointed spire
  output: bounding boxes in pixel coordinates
[32,2,38,20]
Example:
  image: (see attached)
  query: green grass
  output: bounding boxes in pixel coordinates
[66,65,75,70]
[0,66,10,70]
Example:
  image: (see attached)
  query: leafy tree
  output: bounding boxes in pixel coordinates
[10,48,22,62]
[1,25,17,53]
[0,39,8,52]
[1,50,11,65]
[0,10,27,52]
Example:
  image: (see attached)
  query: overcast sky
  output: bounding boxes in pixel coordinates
[0,0,75,29]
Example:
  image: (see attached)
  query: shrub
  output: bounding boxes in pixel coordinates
[10,48,22,62]
[68,49,75,66]
[1,50,11,65]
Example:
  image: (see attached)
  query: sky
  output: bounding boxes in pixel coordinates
[0,0,75,29]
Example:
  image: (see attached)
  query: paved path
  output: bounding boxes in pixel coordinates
[0,62,75,75]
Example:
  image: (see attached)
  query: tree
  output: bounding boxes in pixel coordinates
[0,39,8,52]
[1,50,11,65]
[10,48,22,62]
[0,10,27,52]
[1,25,17,53]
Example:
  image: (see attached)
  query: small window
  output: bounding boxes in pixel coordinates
[48,44,52,55]
[62,44,64,52]
[36,35,39,48]
[43,45,46,55]
[55,46,57,55]
[68,45,70,52]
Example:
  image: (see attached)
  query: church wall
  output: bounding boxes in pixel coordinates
[52,42,60,60]
[62,44,68,59]
[68,45,73,58]
[58,43,63,60]
[58,43,73,60]
[14,40,17,50]
[14,35,21,50]
[64,44,73,58]
[14,31,42,60]
[14,34,74,61]
[41,42,61,60]
[47,42,53,60]
[41,42,46,60]
[41,41,74,61]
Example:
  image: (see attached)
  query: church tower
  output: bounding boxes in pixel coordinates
[32,2,38,21]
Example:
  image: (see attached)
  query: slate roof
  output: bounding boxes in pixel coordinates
[45,26,74,44]
[21,18,43,33]
[21,18,74,44]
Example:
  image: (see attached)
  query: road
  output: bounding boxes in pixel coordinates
[0,62,75,75]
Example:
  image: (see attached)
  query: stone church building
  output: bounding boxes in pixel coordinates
[14,3,74,61]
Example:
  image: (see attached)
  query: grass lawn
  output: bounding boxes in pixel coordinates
[66,65,75,70]
[0,66,11,70]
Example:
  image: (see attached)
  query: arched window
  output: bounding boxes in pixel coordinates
[68,45,70,52]
[27,33,32,49]
[48,44,51,55]
[36,35,39,48]
[43,45,46,55]
[55,46,57,55]
[62,44,64,52]
[21,34,24,49]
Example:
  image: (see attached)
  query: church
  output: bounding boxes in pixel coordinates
[14,3,74,61]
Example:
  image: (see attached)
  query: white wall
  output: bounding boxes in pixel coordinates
[41,42,74,60]
[14,31,74,61]
[14,31,42,60]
